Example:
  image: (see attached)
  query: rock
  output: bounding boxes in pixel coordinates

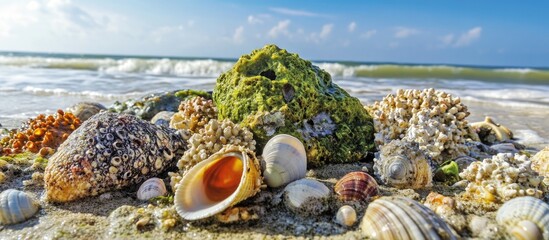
[213,44,375,166]
[110,90,211,120]
[66,102,106,122]
[150,111,175,127]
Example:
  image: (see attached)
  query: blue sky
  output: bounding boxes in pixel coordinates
[0,0,548,67]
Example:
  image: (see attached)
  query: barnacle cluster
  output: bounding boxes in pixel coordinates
[459,153,544,203]
[0,110,81,156]
[368,88,470,164]
[169,96,218,137]
[176,119,255,174]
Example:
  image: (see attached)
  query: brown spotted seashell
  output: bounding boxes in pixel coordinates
[334,171,378,202]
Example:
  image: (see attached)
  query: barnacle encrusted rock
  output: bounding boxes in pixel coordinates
[213,44,375,166]
[169,96,217,134]
[368,88,470,164]
[110,89,211,120]
[44,112,186,202]
[459,153,544,203]
[176,119,255,174]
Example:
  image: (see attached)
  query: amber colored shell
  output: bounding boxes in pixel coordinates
[334,171,378,202]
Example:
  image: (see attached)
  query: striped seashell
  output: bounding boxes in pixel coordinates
[361,196,459,240]
[261,134,307,188]
[0,189,40,225]
[334,171,378,202]
[174,145,262,220]
[496,196,549,240]
[283,178,330,216]
[137,178,167,201]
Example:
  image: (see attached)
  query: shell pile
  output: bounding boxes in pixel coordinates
[174,145,262,220]
[368,88,470,164]
[261,134,307,188]
[0,189,40,225]
[334,171,378,202]
[374,139,433,189]
[459,153,544,203]
[169,96,218,136]
[176,119,255,175]
[496,196,549,240]
[0,110,81,156]
[44,112,185,202]
[360,196,459,239]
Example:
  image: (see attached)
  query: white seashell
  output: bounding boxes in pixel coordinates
[335,205,357,227]
[174,145,262,220]
[261,134,307,188]
[0,189,40,225]
[283,178,330,216]
[374,140,433,189]
[496,196,549,240]
[361,196,459,239]
[137,178,167,201]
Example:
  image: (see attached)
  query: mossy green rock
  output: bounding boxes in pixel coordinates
[213,45,374,166]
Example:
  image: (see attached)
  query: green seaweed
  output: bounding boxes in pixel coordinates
[213,44,375,166]
[434,160,460,184]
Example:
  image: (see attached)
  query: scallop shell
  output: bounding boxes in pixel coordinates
[360,196,459,239]
[137,177,167,201]
[334,171,378,202]
[0,189,40,225]
[335,205,357,227]
[174,145,262,220]
[261,134,307,188]
[374,140,433,189]
[496,196,549,240]
[283,178,330,216]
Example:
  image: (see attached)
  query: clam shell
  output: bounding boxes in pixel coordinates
[374,140,433,189]
[0,189,40,225]
[335,205,357,227]
[283,178,330,216]
[334,171,378,202]
[174,145,262,220]
[261,134,307,188]
[496,196,549,240]
[360,196,459,239]
[137,178,167,201]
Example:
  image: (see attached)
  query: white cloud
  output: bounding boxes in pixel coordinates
[46,0,100,30]
[269,7,326,17]
[440,34,454,46]
[268,20,291,38]
[454,27,482,47]
[319,24,333,39]
[248,15,262,25]
[394,27,419,38]
[233,26,244,43]
[360,29,377,39]
[348,22,356,33]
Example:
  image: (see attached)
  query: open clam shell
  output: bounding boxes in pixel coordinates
[174,145,262,220]
[261,134,307,188]
[496,196,549,240]
[361,196,459,239]
[0,189,40,225]
[334,171,378,202]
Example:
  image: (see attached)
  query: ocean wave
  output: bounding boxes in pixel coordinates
[1,55,549,82]
[22,86,141,99]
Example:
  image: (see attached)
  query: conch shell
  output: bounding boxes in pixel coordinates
[174,145,262,220]
[374,140,433,189]
[261,134,307,188]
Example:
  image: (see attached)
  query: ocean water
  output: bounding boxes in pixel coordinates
[1,52,548,149]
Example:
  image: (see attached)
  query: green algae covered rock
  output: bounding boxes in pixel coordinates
[213,45,374,166]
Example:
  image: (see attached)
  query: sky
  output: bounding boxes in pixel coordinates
[0,0,548,67]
